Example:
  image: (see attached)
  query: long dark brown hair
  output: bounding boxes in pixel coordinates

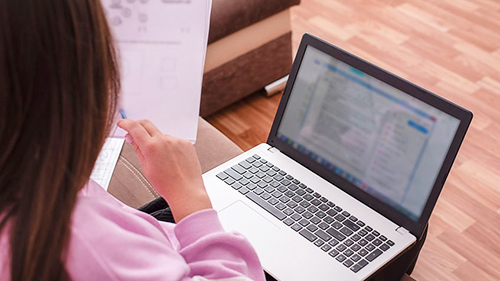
[0,0,120,280]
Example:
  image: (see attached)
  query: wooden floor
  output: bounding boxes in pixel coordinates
[206,0,500,280]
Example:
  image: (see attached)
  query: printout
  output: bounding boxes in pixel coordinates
[102,0,213,142]
[91,138,125,191]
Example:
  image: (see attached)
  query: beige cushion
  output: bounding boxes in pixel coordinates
[107,117,243,208]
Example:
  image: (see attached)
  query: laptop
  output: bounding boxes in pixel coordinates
[202,34,472,280]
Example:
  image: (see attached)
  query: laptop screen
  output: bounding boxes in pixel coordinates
[276,46,461,222]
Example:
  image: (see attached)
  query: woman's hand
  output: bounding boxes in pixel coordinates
[117,119,212,222]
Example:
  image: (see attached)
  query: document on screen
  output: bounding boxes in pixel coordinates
[102,0,212,142]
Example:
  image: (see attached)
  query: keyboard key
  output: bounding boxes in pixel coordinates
[239,178,250,185]
[283,218,294,226]
[358,239,368,246]
[365,244,375,251]
[365,234,375,241]
[292,179,300,184]
[249,167,259,174]
[255,172,266,178]
[314,240,324,247]
[250,177,261,184]
[232,165,246,174]
[266,170,277,177]
[342,211,350,217]
[351,234,361,242]
[277,185,287,192]
[276,203,286,210]
[313,192,321,198]
[264,186,274,193]
[257,181,268,188]
[356,220,365,227]
[350,260,368,273]
[318,222,329,230]
[281,179,291,186]
[216,172,228,180]
[279,196,290,203]
[380,244,390,251]
[321,244,332,252]
[287,201,298,208]
[344,249,354,257]
[299,219,310,227]
[299,200,311,208]
[292,195,303,202]
[224,178,235,185]
[299,183,307,188]
[299,229,317,242]
[259,166,270,172]
[372,230,380,237]
[328,239,339,247]
[336,255,347,262]
[266,163,273,168]
[351,244,361,252]
[278,170,286,176]
[358,249,369,257]
[272,166,280,172]
[365,249,383,262]
[311,199,321,206]
[288,184,299,191]
[315,211,326,219]
[343,239,354,247]
[291,224,302,232]
[340,227,354,236]
[324,216,334,224]
[243,172,254,179]
[380,235,387,241]
[284,190,295,197]
[246,192,285,220]
[238,188,249,195]
[272,191,282,198]
[246,157,256,163]
[296,189,306,196]
[327,209,338,216]
[329,249,339,258]
[320,197,328,203]
[274,175,284,181]
[307,224,318,232]
[343,220,360,231]
[284,208,294,216]
[343,260,354,267]
[358,229,368,236]
[365,226,373,232]
[311,217,321,224]
[315,229,332,241]
[285,175,293,180]
[253,162,263,168]
[318,204,329,211]
[349,216,358,222]
[291,214,302,221]
[231,182,242,190]
[239,161,251,169]
[308,206,318,213]
[334,206,343,212]
[387,240,395,246]
[326,228,347,241]
[351,254,361,262]
[305,188,314,193]
[294,206,305,213]
[268,198,279,205]
[254,188,264,195]
[259,159,267,164]
[335,214,346,222]
[332,222,343,229]
[373,239,382,246]
[263,176,273,183]
[303,194,314,201]
[327,201,336,208]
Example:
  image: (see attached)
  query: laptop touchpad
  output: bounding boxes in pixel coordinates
[218,200,280,237]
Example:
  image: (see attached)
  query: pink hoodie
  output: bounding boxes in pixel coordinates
[0,180,265,281]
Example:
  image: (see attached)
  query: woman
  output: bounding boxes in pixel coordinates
[0,1,264,280]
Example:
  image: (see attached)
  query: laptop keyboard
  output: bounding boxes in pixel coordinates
[216,154,395,273]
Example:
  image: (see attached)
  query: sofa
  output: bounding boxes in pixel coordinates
[107,118,417,281]
[200,0,301,117]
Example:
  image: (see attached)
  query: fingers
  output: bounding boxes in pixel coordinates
[117,119,152,146]
[138,119,162,137]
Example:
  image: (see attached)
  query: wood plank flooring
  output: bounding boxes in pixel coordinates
[206,1,500,280]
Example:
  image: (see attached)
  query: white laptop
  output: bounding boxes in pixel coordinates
[202,34,472,281]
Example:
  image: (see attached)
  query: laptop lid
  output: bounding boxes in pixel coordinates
[267,34,472,239]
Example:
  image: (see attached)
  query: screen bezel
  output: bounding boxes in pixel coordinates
[267,33,473,239]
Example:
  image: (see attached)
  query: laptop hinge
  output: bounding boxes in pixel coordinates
[268,147,280,153]
[396,226,410,235]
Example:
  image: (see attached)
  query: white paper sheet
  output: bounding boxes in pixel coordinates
[90,138,125,190]
[103,0,213,142]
